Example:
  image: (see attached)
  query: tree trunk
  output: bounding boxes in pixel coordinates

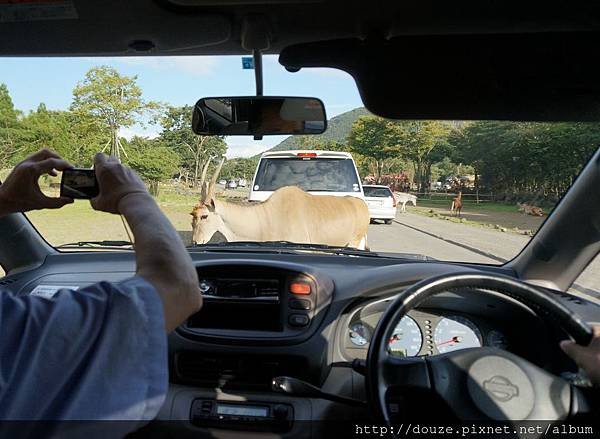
[109,128,120,161]
[375,160,384,184]
[149,180,159,196]
[474,171,480,204]
[193,155,201,189]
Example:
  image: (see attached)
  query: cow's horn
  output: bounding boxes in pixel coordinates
[208,157,225,199]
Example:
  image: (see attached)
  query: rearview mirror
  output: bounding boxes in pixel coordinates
[192,96,327,136]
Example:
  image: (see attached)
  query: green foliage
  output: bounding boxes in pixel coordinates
[388,120,451,191]
[221,157,258,180]
[449,121,600,203]
[0,83,24,166]
[125,136,179,195]
[347,116,408,181]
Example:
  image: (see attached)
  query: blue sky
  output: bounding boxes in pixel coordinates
[0,56,364,158]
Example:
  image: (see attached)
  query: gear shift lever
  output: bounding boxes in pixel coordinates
[272,376,366,407]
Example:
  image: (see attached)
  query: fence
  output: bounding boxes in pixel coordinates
[408,192,495,205]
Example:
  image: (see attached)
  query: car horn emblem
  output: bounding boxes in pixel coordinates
[483,376,519,402]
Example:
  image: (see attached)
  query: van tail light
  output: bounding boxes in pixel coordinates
[392,193,397,207]
[296,152,317,157]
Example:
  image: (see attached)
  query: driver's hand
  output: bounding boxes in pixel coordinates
[91,153,149,214]
[0,149,74,215]
[560,325,600,386]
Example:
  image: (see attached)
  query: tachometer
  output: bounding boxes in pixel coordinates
[349,323,371,346]
[388,316,423,357]
[434,316,482,353]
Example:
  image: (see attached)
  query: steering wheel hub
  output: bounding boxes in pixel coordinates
[467,355,534,419]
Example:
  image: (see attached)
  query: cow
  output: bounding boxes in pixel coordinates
[395,192,417,213]
[190,159,371,250]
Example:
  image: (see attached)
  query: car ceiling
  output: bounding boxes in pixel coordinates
[3,0,600,120]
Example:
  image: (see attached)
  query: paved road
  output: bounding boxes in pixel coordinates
[367,211,600,300]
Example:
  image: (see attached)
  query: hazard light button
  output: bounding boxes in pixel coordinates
[288,314,309,327]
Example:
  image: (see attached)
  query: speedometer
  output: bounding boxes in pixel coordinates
[434,316,482,353]
[388,316,422,357]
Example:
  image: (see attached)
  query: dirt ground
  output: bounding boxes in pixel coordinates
[415,205,546,233]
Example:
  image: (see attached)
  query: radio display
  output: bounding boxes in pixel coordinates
[217,404,269,417]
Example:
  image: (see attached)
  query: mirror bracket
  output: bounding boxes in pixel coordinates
[253,50,264,140]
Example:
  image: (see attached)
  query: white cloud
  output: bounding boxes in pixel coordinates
[226,142,270,159]
[119,126,160,140]
[109,56,220,76]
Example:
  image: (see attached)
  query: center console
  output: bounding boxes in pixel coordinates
[179,263,333,343]
[171,262,335,434]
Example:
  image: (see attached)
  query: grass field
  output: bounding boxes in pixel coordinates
[26,183,252,247]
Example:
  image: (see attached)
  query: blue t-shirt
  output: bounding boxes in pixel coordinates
[0,276,168,423]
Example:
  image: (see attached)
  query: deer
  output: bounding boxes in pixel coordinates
[517,202,544,217]
[450,191,463,217]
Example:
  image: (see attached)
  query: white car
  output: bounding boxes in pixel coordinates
[226,180,238,189]
[218,179,227,185]
[238,178,247,187]
[362,185,397,224]
[249,150,364,202]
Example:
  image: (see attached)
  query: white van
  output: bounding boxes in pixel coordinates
[249,150,364,202]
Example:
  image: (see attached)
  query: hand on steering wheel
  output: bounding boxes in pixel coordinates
[561,325,600,386]
[366,272,593,422]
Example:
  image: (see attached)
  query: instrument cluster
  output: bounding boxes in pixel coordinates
[344,304,509,359]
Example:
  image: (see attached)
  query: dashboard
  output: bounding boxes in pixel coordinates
[3,250,600,435]
[344,302,509,360]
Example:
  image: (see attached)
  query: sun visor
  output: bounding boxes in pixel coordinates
[279,33,600,121]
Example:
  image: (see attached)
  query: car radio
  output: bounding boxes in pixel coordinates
[190,399,293,432]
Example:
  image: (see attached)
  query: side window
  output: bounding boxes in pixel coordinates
[569,257,600,302]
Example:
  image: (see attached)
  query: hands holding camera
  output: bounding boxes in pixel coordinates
[0,149,150,216]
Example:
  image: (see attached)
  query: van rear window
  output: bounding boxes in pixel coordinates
[253,158,361,192]
[363,187,393,197]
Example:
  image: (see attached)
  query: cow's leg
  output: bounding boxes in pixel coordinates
[355,236,368,250]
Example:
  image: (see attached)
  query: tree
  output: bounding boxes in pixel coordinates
[347,116,400,182]
[0,84,24,166]
[17,105,74,160]
[126,136,179,196]
[159,105,227,187]
[70,66,159,161]
[221,157,258,180]
[390,121,451,192]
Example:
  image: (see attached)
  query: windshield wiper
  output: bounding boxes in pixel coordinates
[56,240,134,250]
[191,241,401,258]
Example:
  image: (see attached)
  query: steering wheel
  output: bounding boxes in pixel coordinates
[366,272,593,421]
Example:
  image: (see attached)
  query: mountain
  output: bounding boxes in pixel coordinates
[260,107,370,155]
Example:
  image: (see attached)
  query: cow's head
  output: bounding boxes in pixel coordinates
[190,157,226,245]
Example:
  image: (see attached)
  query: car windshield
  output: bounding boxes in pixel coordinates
[364,187,393,197]
[1,55,599,295]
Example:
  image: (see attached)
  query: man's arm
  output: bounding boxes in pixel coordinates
[91,153,201,332]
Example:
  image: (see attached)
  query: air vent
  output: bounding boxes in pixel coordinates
[174,352,309,390]
[0,277,18,286]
